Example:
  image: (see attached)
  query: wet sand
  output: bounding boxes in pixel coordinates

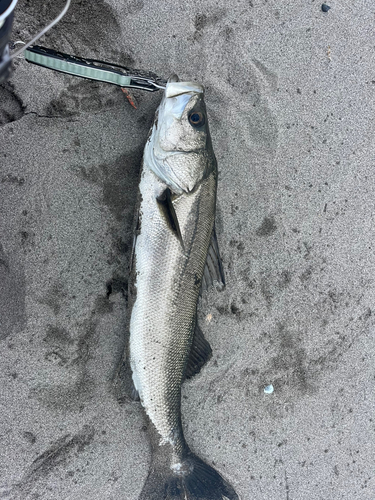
[1,0,375,498]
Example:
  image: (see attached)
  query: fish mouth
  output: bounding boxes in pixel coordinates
[165,81,204,98]
[162,81,204,120]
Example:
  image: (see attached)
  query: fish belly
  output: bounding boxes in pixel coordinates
[130,164,216,446]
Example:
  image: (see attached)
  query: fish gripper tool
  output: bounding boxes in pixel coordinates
[24,45,167,91]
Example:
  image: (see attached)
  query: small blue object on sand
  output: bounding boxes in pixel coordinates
[264,384,274,394]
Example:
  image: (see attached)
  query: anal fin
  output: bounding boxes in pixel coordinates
[185,322,212,379]
[131,382,140,401]
[112,350,140,404]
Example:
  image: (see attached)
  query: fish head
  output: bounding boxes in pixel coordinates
[144,77,216,194]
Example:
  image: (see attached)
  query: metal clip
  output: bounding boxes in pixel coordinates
[24,45,166,91]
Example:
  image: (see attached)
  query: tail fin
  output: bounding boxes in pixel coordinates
[139,450,239,500]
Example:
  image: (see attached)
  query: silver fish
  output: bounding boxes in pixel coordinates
[118,77,238,500]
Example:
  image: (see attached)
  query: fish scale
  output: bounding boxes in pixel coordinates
[126,79,239,500]
[130,166,216,447]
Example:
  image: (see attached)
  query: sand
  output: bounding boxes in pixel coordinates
[1,0,375,498]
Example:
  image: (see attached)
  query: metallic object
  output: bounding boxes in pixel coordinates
[0,0,18,83]
[0,0,71,82]
[24,45,166,91]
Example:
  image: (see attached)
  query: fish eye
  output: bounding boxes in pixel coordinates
[188,112,205,128]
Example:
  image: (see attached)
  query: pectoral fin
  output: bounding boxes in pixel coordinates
[129,208,140,273]
[201,226,225,293]
[156,188,184,250]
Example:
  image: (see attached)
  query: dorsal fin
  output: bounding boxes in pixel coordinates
[201,226,225,293]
